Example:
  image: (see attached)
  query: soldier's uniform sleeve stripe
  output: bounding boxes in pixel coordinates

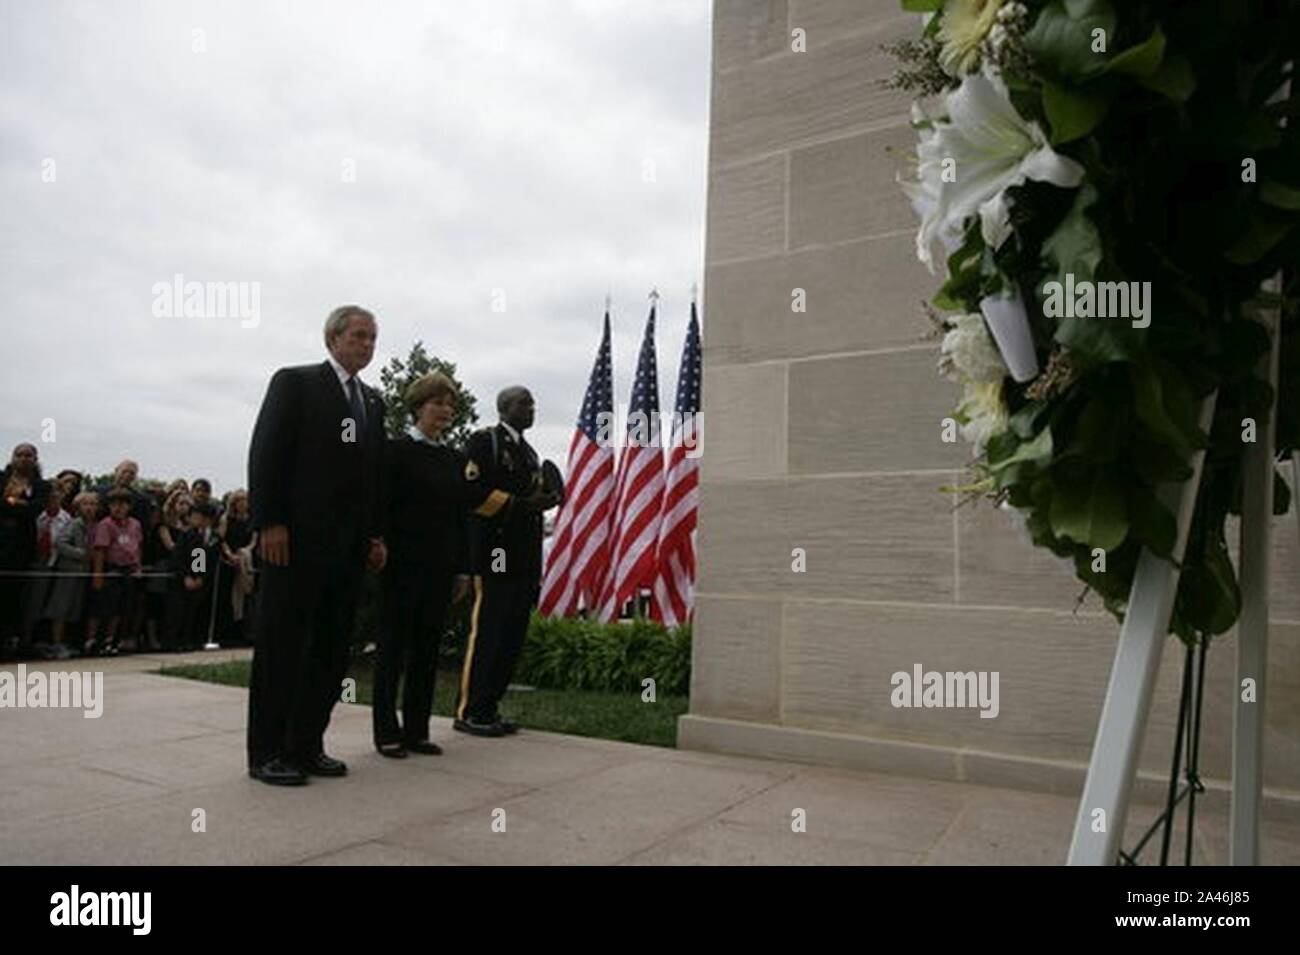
[473,489,510,517]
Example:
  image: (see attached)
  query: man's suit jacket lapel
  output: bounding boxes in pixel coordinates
[318,360,351,421]
[318,360,382,440]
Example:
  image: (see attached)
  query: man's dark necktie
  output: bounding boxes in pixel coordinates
[347,376,366,428]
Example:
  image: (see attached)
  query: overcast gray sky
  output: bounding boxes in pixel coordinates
[1,0,709,490]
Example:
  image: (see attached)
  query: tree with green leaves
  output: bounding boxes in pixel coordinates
[378,340,479,448]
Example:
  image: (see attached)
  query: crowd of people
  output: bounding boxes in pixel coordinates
[0,451,258,660]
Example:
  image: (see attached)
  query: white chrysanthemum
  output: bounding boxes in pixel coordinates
[997,2,1030,27]
[956,380,1009,452]
[940,313,1007,384]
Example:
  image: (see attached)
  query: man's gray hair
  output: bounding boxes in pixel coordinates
[323,305,376,346]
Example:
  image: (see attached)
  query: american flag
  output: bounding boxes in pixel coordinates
[596,300,664,622]
[651,301,701,628]
[539,311,616,617]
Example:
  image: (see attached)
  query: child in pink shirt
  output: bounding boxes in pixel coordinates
[87,489,144,655]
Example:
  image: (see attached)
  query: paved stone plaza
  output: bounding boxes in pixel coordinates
[2,653,1298,865]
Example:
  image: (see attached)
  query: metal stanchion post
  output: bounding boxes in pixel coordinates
[204,558,222,651]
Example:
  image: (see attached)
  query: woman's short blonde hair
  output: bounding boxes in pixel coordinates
[404,372,459,417]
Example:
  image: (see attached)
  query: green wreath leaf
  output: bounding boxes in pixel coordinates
[1138,53,1196,101]
[1129,363,1200,455]
[1053,314,1144,364]
[1042,183,1102,282]
[1175,542,1241,636]
[1042,80,1111,144]
[1023,0,1117,79]
[1049,470,1129,551]
[1225,214,1296,265]
[987,427,1054,474]
[1102,25,1166,77]
[1260,179,1300,211]
[1126,486,1177,558]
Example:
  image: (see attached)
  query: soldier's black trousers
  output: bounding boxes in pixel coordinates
[456,573,536,723]
[373,563,454,746]
[246,552,363,769]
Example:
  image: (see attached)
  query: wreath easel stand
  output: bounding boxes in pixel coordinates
[1066,299,1283,866]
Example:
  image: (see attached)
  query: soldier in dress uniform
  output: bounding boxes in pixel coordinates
[454,386,562,736]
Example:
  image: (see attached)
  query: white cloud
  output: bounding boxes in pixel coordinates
[0,0,709,488]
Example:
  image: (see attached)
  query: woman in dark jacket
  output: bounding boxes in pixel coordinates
[1,443,48,654]
[373,372,505,757]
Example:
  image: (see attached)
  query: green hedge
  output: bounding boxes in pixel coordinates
[350,581,691,696]
[514,613,691,696]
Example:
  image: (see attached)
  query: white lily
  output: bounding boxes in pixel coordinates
[902,69,1085,273]
[899,104,965,271]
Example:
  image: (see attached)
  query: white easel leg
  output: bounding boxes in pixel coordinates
[1294,452,1299,548]
[1067,396,1217,866]
[1231,299,1281,866]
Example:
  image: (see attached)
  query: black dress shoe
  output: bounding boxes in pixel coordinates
[404,740,443,755]
[453,717,506,738]
[376,742,408,759]
[490,711,520,734]
[249,758,308,786]
[300,753,348,776]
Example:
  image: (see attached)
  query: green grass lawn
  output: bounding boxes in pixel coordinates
[158,658,687,748]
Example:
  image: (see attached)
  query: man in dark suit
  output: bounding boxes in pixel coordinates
[245,304,387,785]
[454,386,561,737]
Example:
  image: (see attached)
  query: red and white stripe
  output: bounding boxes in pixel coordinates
[539,429,615,616]
[651,417,699,628]
[596,420,664,622]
